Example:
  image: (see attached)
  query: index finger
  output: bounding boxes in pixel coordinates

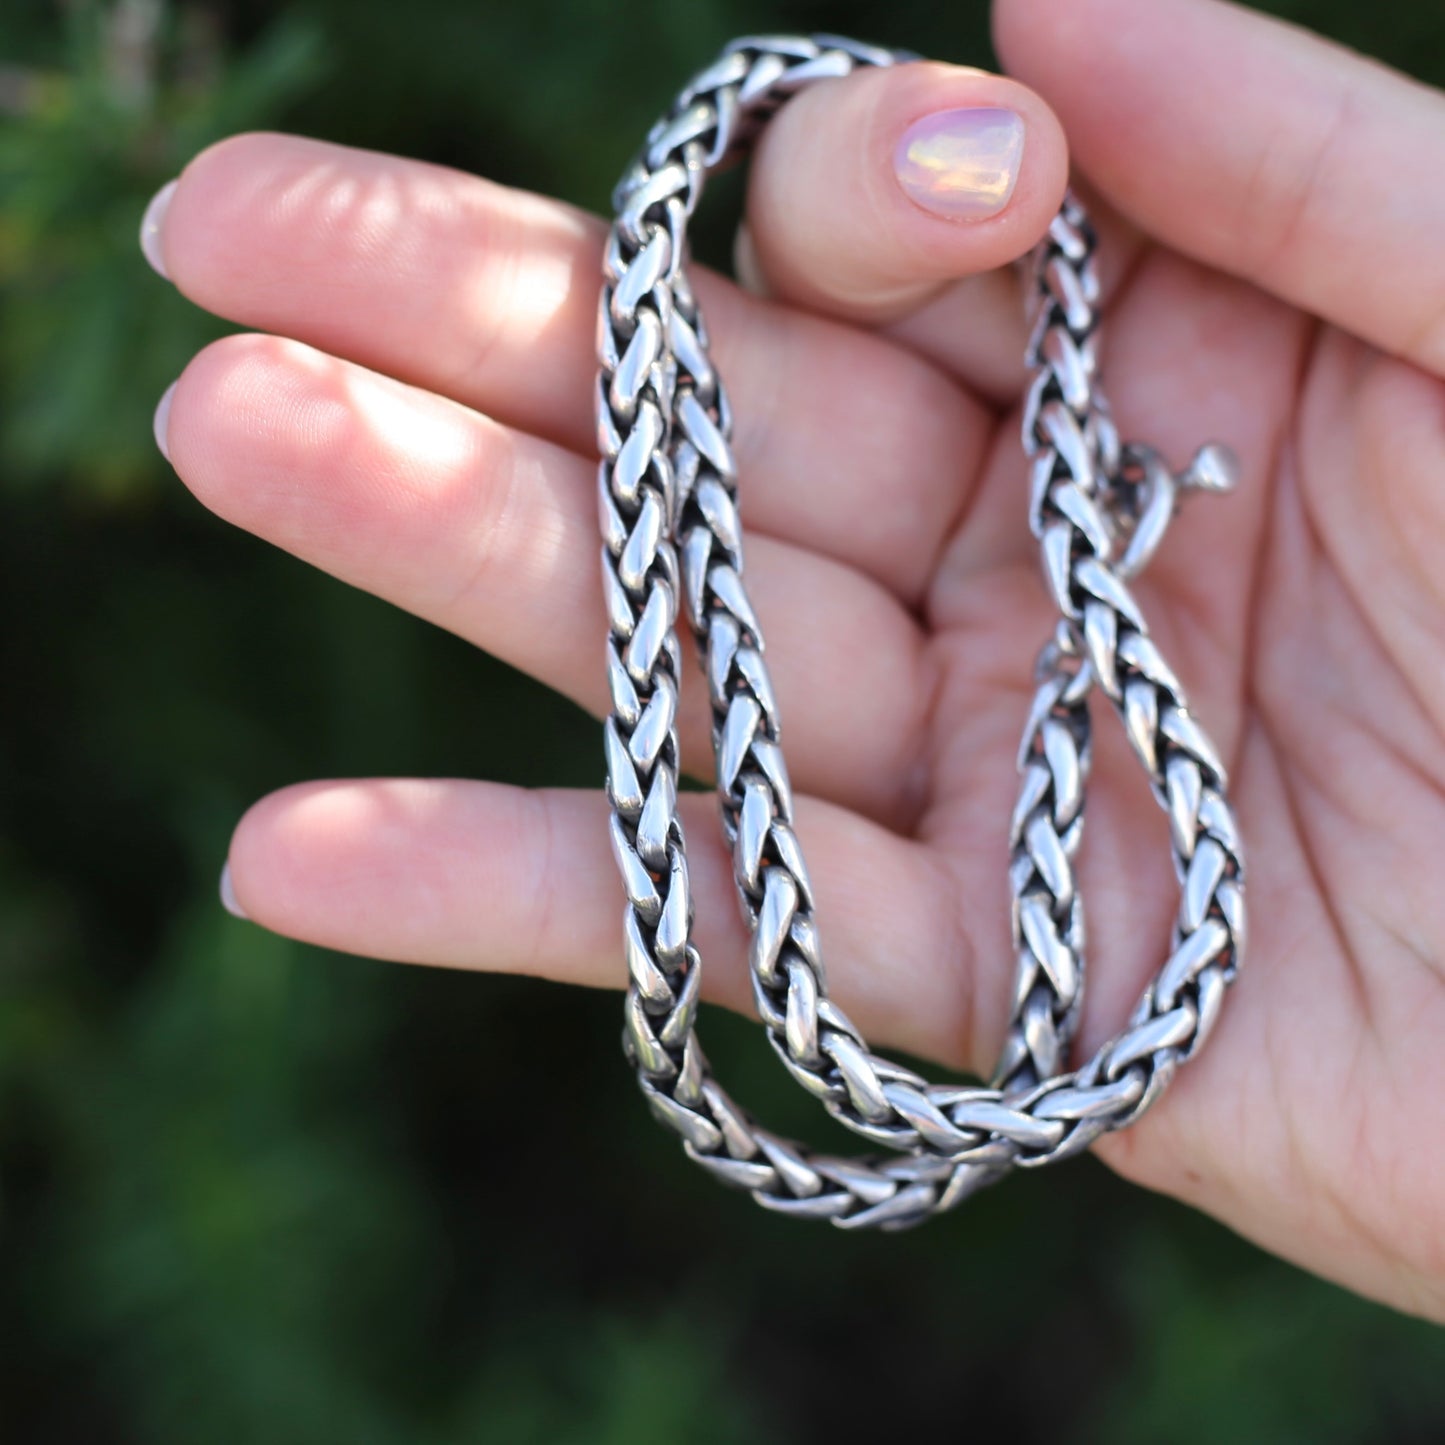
[996,0,1445,377]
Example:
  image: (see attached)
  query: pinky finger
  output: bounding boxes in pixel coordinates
[223,778,979,1071]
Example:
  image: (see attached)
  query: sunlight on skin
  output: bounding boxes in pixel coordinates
[167,138,593,412]
[276,154,588,368]
[153,131,1004,601]
[334,360,474,476]
[162,326,939,827]
[187,336,573,609]
[138,0,1445,1318]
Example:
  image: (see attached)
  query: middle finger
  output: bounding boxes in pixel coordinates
[162,333,936,827]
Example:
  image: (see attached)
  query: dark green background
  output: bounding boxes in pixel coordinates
[3,2,1443,1440]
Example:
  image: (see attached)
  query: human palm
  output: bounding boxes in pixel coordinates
[145,0,1445,1317]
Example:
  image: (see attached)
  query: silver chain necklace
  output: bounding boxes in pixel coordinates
[595,33,1246,1231]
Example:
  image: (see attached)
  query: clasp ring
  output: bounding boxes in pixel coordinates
[1106,441,1240,580]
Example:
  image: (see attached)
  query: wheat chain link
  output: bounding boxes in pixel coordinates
[596,33,1246,1230]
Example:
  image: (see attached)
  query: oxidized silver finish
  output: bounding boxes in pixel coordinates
[596,34,1246,1229]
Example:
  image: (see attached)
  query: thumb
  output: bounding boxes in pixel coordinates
[740,59,1069,323]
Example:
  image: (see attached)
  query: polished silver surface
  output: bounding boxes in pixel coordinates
[596,34,1246,1229]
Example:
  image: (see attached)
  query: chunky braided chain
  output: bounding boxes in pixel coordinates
[596,34,1246,1229]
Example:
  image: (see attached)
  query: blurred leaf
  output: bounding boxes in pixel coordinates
[0,2,324,497]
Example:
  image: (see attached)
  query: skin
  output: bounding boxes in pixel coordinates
[148,0,1445,1318]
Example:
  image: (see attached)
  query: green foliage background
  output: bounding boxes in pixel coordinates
[3,2,1444,1440]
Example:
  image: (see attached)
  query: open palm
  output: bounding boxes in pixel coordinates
[147,0,1445,1318]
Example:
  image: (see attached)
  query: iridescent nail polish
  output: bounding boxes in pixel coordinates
[893,108,1025,221]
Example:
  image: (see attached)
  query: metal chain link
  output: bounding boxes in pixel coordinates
[595,33,1246,1229]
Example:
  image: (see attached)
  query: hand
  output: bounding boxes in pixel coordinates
[144,0,1445,1319]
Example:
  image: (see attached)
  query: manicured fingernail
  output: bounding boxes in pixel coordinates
[153,381,176,461]
[893,108,1025,221]
[219,862,248,920]
[139,178,177,279]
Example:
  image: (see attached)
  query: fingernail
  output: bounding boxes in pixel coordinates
[153,381,176,462]
[893,108,1025,221]
[139,178,177,279]
[219,862,249,920]
[732,222,771,298]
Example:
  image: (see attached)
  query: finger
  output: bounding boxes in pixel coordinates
[879,269,1030,406]
[878,177,1150,404]
[739,60,1068,325]
[147,132,994,602]
[995,0,1445,377]
[223,778,978,1071]
[164,334,934,825]
[731,214,1038,401]
[731,81,1139,406]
